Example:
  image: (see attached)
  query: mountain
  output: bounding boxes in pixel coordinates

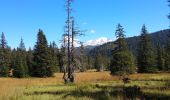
[88,29,170,58]
[73,37,113,55]
[84,37,112,46]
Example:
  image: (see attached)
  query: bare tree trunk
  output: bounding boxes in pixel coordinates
[70,18,75,83]
[67,0,71,81]
[62,0,82,83]
[63,65,67,83]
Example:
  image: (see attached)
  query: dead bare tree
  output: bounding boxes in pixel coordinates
[62,0,75,83]
[61,0,85,83]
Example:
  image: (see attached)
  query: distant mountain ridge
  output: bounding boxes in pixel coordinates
[84,37,112,46]
[74,37,113,55]
[88,29,170,57]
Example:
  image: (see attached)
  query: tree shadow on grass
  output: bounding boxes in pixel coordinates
[62,85,141,100]
[63,85,170,100]
[25,91,66,96]
[25,84,170,100]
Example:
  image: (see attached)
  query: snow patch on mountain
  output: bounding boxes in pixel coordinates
[84,37,113,46]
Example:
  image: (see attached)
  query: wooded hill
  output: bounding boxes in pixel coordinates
[88,29,170,58]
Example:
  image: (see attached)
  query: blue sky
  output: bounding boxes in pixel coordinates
[0,0,169,49]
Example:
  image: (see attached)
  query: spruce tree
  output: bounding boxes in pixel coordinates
[26,48,33,76]
[165,35,170,71]
[19,38,26,51]
[94,54,103,72]
[49,41,59,73]
[33,29,54,77]
[166,0,170,71]
[79,43,87,72]
[156,34,165,71]
[87,56,93,70]
[11,48,17,76]
[110,24,135,75]
[19,38,29,76]
[13,38,28,77]
[0,32,11,77]
[13,50,25,78]
[58,46,65,73]
[13,38,29,78]
[137,25,157,73]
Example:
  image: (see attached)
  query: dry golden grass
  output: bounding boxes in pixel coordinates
[0,75,62,99]
[75,71,118,83]
[129,73,170,81]
[0,71,169,100]
[0,72,169,90]
[0,72,169,87]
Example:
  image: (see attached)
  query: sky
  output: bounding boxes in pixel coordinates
[0,0,169,49]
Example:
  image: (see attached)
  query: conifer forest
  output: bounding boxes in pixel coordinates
[0,0,170,100]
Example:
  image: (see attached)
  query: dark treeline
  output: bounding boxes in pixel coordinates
[0,29,95,78]
[0,29,61,78]
[94,24,170,75]
[0,24,169,78]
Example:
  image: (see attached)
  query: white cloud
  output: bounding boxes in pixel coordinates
[73,39,81,47]
[62,36,80,47]
[90,29,96,34]
[84,37,113,46]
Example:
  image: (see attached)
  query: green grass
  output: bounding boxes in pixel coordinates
[0,72,170,100]
[22,81,170,100]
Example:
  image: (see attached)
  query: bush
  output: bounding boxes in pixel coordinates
[0,66,9,77]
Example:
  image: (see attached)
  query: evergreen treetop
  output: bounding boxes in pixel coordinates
[0,32,7,49]
[137,25,157,73]
[33,29,54,77]
[111,24,136,76]
[114,24,128,52]
[19,38,26,51]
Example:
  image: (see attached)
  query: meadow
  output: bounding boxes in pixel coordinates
[0,71,170,100]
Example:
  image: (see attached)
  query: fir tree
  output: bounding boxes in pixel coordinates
[166,0,170,71]
[156,34,165,71]
[110,24,136,75]
[0,32,11,77]
[137,25,157,73]
[79,43,87,72]
[165,35,170,71]
[11,48,17,76]
[20,40,28,76]
[58,46,65,72]
[1,32,7,49]
[33,29,54,77]
[87,56,93,70]
[114,24,128,52]
[49,41,59,73]
[13,39,28,77]
[26,48,33,76]
[19,38,26,51]
[19,38,28,76]
[94,54,103,72]
[13,50,25,78]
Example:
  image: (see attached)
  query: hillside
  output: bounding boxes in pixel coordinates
[88,29,170,57]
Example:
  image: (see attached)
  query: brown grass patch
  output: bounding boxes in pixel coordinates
[75,71,118,83]
[0,71,169,99]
